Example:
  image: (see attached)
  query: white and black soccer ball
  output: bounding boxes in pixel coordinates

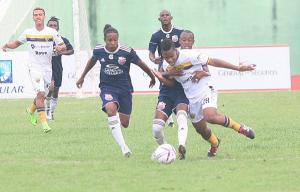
[151,144,177,164]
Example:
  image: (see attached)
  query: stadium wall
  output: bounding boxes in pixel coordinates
[86,0,300,88]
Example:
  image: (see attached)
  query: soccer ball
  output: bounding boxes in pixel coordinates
[151,144,177,164]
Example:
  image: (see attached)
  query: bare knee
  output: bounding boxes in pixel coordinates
[105,103,118,117]
[35,92,45,107]
[204,115,218,124]
[121,121,129,128]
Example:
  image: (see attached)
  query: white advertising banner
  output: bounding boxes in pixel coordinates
[0,45,290,99]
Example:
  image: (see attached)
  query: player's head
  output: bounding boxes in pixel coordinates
[161,38,178,66]
[33,7,45,25]
[180,30,194,49]
[103,24,119,52]
[158,9,173,26]
[47,16,59,31]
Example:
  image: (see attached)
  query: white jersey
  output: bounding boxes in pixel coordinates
[18,26,64,72]
[163,49,213,103]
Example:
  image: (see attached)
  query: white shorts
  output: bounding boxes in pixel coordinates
[189,86,218,123]
[28,68,51,95]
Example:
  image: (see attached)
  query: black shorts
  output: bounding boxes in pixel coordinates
[51,57,63,87]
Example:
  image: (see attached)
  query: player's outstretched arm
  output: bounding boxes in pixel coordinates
[136,60,156,88]
[1,40,22,52]
[152,68,176,87]
[76,58,97,88]
[208,58,256,72]
[191,71,211,83]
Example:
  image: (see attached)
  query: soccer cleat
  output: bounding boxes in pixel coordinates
[178,145,186,160]
[207,138,220,157]
[123,151,132,158]
[238,124,255,139]
[26,108,37,126]
[168,122,175,128]
[122,145,132,158]
[46,112,54,121]
[42,124,52,133]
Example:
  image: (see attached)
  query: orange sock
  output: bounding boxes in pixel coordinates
[29,103,37,113]
[37,107,47,124]
[224,116,241,132]
[208,133,219,147]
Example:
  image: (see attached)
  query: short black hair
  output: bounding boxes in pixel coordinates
[47,16,59,30]
[103,24,119,40]
[181,30,194,37]
[161,38,175,52]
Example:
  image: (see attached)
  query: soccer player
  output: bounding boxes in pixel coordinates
[45,16,74,120]
[149,9,184,128]
[76,24,156,157]
[156,38,256,156]
[1,7,66,133]
[151,30,219,159]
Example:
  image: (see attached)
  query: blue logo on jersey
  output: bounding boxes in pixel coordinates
[0,60,13,83]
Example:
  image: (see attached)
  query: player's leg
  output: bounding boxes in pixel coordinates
[153,110,168,145]
[202,86,255,139]
[26,98,37,126]
[174,103,189,160]
[101,91,131,157]
[189,99,220,156]
[152,96,172,145]
[45,85,52,119]
[48,65,62,120]
[192,120,220,157]
[203,107,254,139]
[36,91,51,132]
[28,69,51,132]
[48,86,59,120]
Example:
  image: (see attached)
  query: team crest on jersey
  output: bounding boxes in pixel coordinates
[172,35,179,42]
[109,54,114,60]
[105,94,113,101]
[118,57,126,65]
[166,34,170,38]
[157,102,166,111]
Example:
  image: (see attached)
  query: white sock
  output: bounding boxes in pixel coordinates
[152,119,166,145]
[177,110,188,146]
[108,115,128,153]
[50,97,58,114]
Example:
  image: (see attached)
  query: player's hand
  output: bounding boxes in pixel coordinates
[191,71,211,83]
[153,57,162,64]
[149,78,156,88]
[54,46,63,55]
[166,66,183,76]
[238,62,256,71]
[1,44,8,52]
[76,78,84,88]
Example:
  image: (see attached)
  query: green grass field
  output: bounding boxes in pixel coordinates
[0,91,299,192]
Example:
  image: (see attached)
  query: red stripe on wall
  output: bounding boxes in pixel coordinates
[291,75,300,90]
